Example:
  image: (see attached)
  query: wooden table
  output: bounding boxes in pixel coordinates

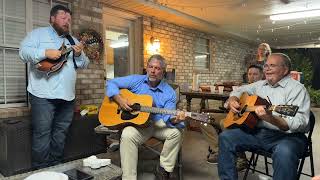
[180,91,230,112]
[180,91,230,131]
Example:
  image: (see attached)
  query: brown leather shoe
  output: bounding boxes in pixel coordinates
[154,164,169,180]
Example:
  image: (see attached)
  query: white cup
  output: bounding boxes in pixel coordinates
[218,86,224,94]
[232,86,239,91]
[210,86,216,93]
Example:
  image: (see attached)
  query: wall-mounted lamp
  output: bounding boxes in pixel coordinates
[149,36,161,54]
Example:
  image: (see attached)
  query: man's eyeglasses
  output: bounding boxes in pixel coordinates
[263,64,283,69]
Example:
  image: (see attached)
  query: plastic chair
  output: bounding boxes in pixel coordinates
[243,111,315,180]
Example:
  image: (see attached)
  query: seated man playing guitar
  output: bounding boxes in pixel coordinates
[218,53,310,180]
[105,54,185,180]
[200,64,264,169]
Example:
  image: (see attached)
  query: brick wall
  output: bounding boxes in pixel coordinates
[143,16,254,86]
[71,0,105,108]
[142,17,255,110]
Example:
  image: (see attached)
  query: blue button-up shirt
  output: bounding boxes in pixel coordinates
[230,75,310,133]
[106,74,185,128]
[19,26,89,101]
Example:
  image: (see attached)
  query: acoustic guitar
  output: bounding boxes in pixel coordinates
[223,93,299,129]
[99,89,213,130]
[35,38,97,76]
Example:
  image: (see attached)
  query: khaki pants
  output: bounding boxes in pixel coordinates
[120,120,183,180]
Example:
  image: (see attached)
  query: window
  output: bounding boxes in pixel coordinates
[0,0,27,107]
[194,37,210,71]
[0,0,69,108]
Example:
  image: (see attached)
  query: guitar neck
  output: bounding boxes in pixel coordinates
[138,106,212,124]
[140,106,178,116]
[245,105,275,112]
[140,106,196,119]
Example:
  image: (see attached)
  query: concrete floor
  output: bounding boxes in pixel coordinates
[2,108,319,179]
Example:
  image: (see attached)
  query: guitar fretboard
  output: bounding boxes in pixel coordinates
[139,106,211,124]
[140,106,178,115]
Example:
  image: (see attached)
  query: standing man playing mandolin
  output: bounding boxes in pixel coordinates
[218,53,310,180]
[106,54,185,180]
[19,5,89,169]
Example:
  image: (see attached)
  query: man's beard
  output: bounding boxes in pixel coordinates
[52,23,69,36]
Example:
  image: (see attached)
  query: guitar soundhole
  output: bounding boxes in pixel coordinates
[121,111,139,120]
[238,105,248,117]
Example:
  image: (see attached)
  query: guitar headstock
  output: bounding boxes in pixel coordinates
[274,105,299,117]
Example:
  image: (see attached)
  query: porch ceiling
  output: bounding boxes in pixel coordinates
[102,0,320,49]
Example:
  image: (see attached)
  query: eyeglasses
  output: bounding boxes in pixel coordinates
[263,64,283,69]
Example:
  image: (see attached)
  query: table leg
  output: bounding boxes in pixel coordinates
[200,98,206,112]
[186,96,192,112]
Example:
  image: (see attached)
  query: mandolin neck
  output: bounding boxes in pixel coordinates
[61,47,73,55]
[61,41,85,55]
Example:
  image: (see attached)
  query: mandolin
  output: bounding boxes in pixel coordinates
[35,38,97,76]
[223,93,299,129]
[99,89,213,130]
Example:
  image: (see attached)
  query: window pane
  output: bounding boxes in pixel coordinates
[6,49,25,77]
[194,37,210,70]
[5,0,25,17]
[33,0,50,28]
[5,17,26,46]
[0,0,2,14]
[196,38,208,45]
[195,44,209,53]
[0,18,3,44]
[4,49,26,103]
[0,49,3,103]
[194,53,209,70]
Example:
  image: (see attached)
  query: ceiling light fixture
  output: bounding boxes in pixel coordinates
[270,9,320,21]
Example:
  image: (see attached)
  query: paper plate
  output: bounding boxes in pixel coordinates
[24,171,68,180]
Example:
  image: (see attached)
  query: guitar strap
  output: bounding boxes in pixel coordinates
[65,35,78,69]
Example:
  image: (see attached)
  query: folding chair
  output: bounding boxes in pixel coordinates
[243,111,315,180]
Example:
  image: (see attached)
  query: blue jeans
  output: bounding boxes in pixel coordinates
[29,93,75,169]
[218,128,307,180]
